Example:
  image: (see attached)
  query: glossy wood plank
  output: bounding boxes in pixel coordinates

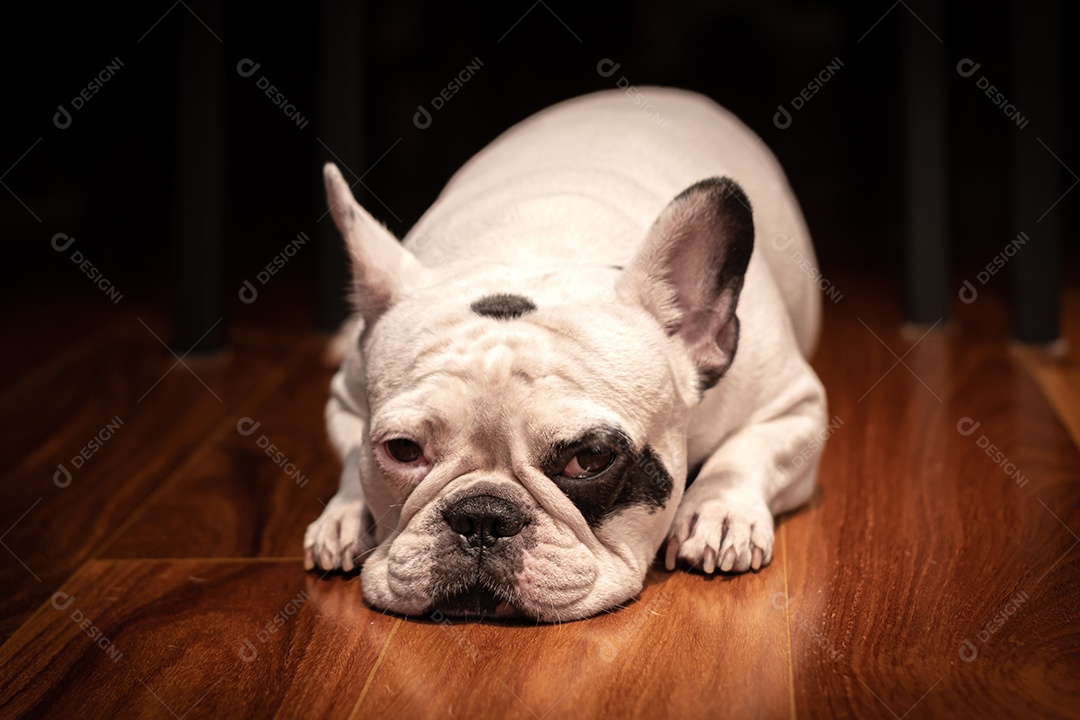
[0,560,394,719]
[785,277,1080,719]
[0,324,321,640]
[3,271,1079,719]
[0,310,153,473]
[100,347,339,560]
[88,318,794,719]
[357,567,793,720]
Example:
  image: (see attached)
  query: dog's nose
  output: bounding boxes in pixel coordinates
[443,495,525,547]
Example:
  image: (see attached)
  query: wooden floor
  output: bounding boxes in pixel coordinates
[2,271,1079,719]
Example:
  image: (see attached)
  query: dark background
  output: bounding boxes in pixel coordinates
[1,1,1074,339]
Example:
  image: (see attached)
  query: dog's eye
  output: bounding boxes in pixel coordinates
[560,447,615,478]
[385,438,423,463]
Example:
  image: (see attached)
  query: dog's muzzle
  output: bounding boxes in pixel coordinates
[431,492,531,618]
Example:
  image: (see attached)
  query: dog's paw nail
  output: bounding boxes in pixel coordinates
[664,537,679,571]
[305,498,373,575]
[702,546,717,574]
[719,547,736,572]
[751,547,763,571]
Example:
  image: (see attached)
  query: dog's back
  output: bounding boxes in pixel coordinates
[405,88,820,355]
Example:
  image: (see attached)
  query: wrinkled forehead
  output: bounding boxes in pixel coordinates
[364,291,679,435]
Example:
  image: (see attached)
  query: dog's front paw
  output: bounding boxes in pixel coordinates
[303,496,375,572]
[665,493,774,574]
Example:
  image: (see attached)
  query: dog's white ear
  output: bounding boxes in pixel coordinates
[324,163,431,322]
[619,177,754,390]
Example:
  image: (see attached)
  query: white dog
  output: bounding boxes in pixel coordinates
[304,88,826,621]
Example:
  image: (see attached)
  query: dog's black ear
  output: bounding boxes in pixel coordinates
[324,163,432,323]
[619,177,754,390]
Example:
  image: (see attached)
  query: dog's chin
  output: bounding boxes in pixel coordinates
[432,586,523,620]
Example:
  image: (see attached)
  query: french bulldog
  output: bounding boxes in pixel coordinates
[304,87,827,621]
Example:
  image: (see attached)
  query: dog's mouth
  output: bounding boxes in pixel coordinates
[433,586,521,619]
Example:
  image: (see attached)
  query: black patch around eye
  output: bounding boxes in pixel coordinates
[470,293,537,320]
[543,426,674,528]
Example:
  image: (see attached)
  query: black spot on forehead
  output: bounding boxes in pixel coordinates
[470,293,537,320]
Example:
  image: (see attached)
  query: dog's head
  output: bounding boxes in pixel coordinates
[323,163,753,621]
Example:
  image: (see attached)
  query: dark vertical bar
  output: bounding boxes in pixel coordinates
[316,0,366,332]
[1011,0,1061,343]
[903,0,949,325]
[173,0,224,353]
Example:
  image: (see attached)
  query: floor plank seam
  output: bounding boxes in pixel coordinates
[350,618,403,719]
[0,335,322,672]
[781,523,797,720]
